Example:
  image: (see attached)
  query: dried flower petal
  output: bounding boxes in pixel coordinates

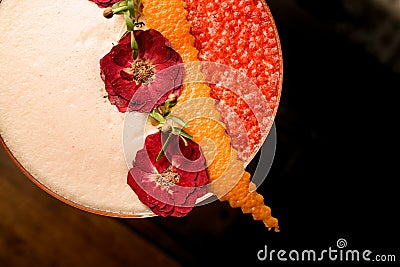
[89,0,120,8]
[100,30,183,113]
[127,132,209,217]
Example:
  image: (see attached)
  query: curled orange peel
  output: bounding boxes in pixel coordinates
[142,0,279,231]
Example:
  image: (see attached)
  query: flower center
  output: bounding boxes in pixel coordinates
[155,165,180,187]
[131,59,154,84]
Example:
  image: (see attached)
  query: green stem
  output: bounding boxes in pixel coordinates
[150,109,166,124]
[124,10,134,31]
[131,31,138,59]
[111,0,142,60]
[127,0,135,17]
[136,0,142,21]
[156,132,173,161]
[113,6,129,14]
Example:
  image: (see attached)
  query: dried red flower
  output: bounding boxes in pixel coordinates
[127,132,209,217]
[100,29,183,113]
[89,0,120,8]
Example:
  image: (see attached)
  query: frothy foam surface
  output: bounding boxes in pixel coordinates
[0,0,152,215]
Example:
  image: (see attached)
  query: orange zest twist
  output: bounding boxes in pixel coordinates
[142,0,279,231]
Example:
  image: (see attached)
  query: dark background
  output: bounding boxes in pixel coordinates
[1,0,399,266]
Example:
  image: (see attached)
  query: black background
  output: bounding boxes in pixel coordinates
[176,0,400,265]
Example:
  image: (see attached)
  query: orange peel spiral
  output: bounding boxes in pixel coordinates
[142,0,279,231]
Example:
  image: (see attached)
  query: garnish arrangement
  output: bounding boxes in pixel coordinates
[100,29,184,113]
[90,0,281,230]
[94,0,204,217]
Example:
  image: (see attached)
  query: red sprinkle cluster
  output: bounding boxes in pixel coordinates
[185,0,282,160]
